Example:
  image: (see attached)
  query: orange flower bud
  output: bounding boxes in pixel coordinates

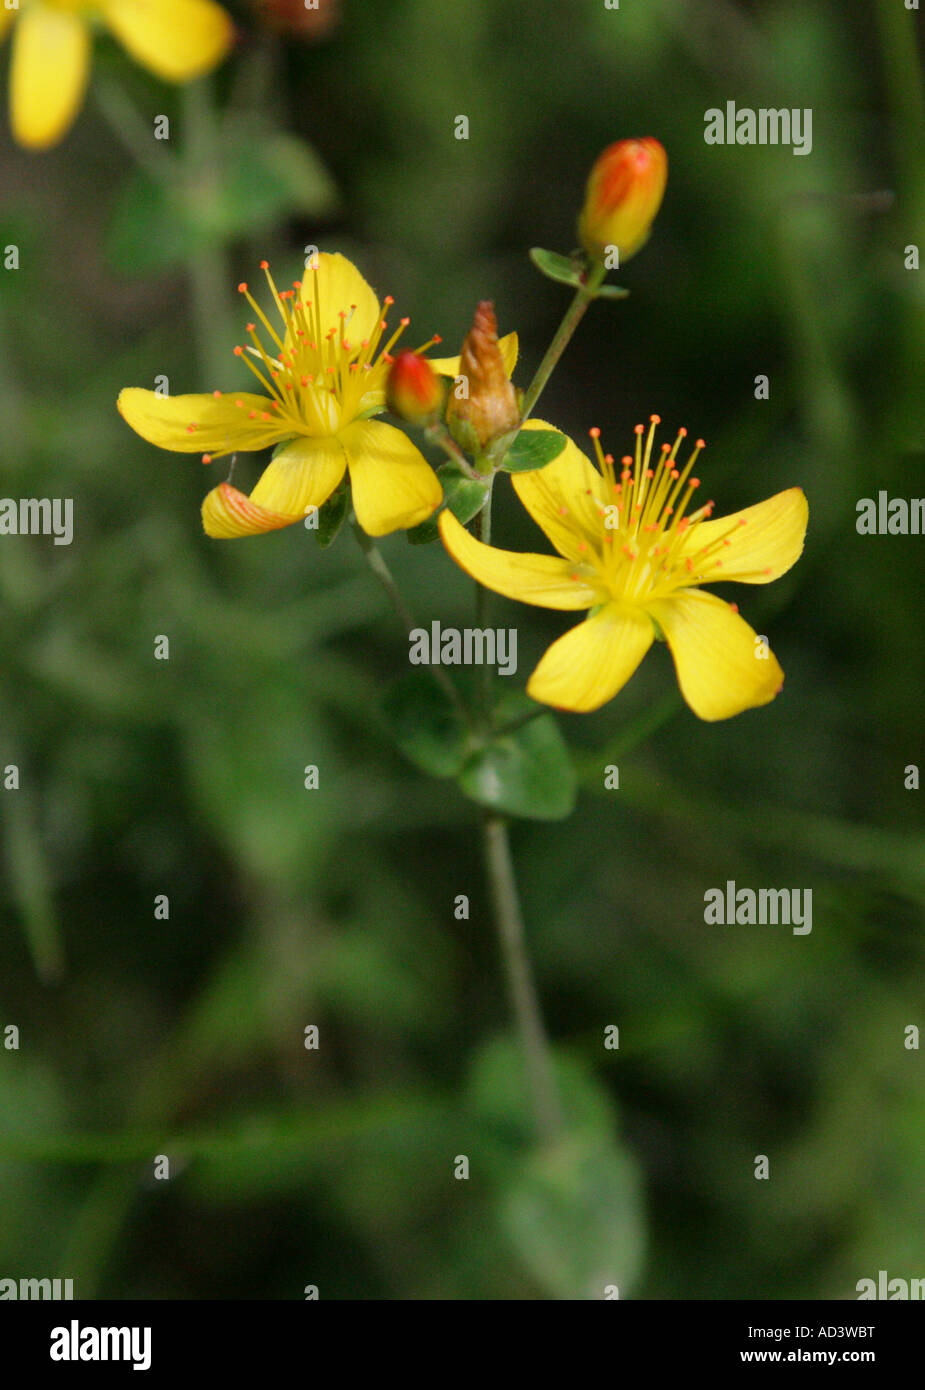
[386,351,444,423]
[578,138,668,264]
[446,301,520,451]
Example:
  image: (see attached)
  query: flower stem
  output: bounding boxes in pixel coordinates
[483,813,564,1144]
[93,78,175,184]
[474,482,562,1144]
[181,79,233,386]
[519,262,607,422]
[350,518,469,722]
[425,421,482,479]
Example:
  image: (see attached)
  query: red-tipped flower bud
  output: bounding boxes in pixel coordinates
[578,137,668,264]
[386,350,444,423]
[446,301,520,451]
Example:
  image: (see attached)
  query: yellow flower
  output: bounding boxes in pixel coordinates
[119,253,449,538]
[2,0,233,150]
[439,417,808,719]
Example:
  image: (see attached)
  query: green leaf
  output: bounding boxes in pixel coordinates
[220,131,338,235]
[500,1131,645,1300]
[106,133,337,276]
[464,1038,646,1298]
[407,463,488,545]
[499,429,567,474]
[529,246,586,288]
[466,1036,615,1145]
[596,283,631,300]
[381,670,469,778]
[314,485,349,548]
[458,692,577,820]
[106,173,190,275]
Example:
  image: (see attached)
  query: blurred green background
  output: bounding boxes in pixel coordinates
[1,0,924,1299]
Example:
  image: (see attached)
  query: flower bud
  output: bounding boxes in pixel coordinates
[578,138,667,264]
[446,301,520,451]
[386,350,444,423]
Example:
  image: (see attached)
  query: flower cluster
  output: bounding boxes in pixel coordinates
[118,137,808,722]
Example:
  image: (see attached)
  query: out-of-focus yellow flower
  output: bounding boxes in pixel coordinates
[119,252,447,538]
[1,0,233,150]
[578,138,668,263]
[440,417,808,719]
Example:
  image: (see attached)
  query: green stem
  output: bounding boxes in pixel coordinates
[474,481,562,1144]
[425,421,482,479]
[483,814,564,1145]
[0,768,64,984]
[519,261,607,423]
[93,78,175,184]
[181,79,233,386]
[492,702,547,738]
[350,518,470,722]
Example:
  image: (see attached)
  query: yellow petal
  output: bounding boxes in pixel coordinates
[430,331,518,380]
[527,604,654,713]
[101,0,232,83]
[118,388,287,455]
[511,421,608,561]
[439,509,600,610]
[647,589,784,721]
[292,252,381,352]
[201,482,296,539]
[10,4,90,150]
[680,487,809,584]
[342,419,442,536]
[249,435,347,517]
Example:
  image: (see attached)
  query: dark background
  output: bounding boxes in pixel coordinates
[0,0,923,1298]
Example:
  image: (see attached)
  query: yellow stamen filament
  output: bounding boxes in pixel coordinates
[561,421,747,604]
